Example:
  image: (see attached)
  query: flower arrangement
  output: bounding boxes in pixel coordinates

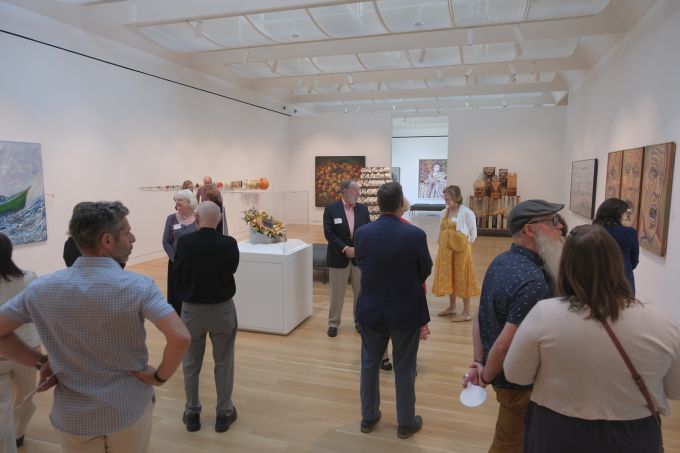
[242,207,287,240]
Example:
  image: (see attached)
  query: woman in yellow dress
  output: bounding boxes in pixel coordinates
[432,185,480,321]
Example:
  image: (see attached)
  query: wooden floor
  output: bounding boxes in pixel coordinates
[20,213,679,452]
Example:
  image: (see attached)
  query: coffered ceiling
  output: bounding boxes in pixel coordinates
[4,0,658,116]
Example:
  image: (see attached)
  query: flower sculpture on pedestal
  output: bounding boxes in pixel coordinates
[242,207,287,243]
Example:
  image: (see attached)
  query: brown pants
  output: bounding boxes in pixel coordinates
[489,387,532,453]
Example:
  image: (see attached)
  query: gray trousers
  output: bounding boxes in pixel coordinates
[328,264,361,328]
[181,299,237,416]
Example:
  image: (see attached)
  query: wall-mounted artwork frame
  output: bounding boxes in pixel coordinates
[638,142,676,257]
[314,156,365,207]
[569,158,598,219]
[418,159,447,199]
[391,167,401,184]
[605,150,623,199]
[620,147,644,229]
[0,140,48,245]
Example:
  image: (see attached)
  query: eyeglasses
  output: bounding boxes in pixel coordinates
[526,215,560,228]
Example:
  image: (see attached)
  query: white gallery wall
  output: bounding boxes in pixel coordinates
[562,0,680,321]
[0,4,291,275]
[288,113,392,223]
[392,136,448,205]
[448,108,566,204]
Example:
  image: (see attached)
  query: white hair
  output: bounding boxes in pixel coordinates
[174,189,198,209]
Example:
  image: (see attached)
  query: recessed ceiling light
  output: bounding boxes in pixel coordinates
[413,20,424,27]
[291,33,300,38]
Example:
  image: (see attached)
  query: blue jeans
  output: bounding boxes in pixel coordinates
[360,325,420,427]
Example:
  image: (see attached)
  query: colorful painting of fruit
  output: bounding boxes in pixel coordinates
[315,156,365,207]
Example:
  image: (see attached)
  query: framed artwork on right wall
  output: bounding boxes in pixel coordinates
[620,147,644,228]
[638,142,676,256]
[605,150,623,199]
[569,158,598,219]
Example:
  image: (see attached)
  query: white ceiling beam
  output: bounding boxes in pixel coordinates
[186,4,625,65]
[252,55,589,89]
[290,80,567,103]
[80,0,355,27]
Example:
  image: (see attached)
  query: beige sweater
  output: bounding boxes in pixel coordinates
[0,271,41,350]
[505,297,680,420]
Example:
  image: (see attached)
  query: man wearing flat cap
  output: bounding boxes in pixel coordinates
[464,199,564,453]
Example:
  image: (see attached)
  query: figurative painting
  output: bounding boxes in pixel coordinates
[418,159,447,199]
[391,167,401,184]
[605,151,623,199]
[315,156,365,207]
[638,142,676,256]
[0,141,47,245]
[569,159,598,219]
[620,147,644,228]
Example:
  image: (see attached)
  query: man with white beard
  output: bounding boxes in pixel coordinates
[464,199,564,453]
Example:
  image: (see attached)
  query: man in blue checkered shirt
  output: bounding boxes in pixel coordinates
[0,201,190,452]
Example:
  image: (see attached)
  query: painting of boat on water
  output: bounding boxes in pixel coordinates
[0,141,47,245]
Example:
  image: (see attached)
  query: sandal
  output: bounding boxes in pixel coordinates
[380,358,393,371]
[451,314,472,322]
[438,307,456,316]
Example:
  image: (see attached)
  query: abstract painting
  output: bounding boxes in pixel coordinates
[638,142,675,256]
[605,151,623,199]
[418,159,447,199]
[569,159,598,219]
[620,147,644,228]
[315,156,365,207]
[0,141,47,244]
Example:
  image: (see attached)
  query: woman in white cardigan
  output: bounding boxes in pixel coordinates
[0,233,41,451]
[432,185,480,322]
[504,225,679,453]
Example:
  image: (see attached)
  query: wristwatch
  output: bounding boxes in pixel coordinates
[153,370,167,385]
[35,355,48,370]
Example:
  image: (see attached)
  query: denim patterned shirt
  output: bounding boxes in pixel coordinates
[478,243,551,389]
[0,257,173,436]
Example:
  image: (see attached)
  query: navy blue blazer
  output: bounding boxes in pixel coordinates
[354,214,432,331]
[323,200,371,268]
[604,223,639,293]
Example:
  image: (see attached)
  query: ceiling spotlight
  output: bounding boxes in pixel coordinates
[270,61,278,73]
[344,106,348,113]
[510,74,517,83]
[347,74,354,85]
[413,20,424,27]
[465,101,471,109]
[403,117,407,123]
[436,68,443,80]
[392,104,397,112]
[466,29,474,46]
[297,78,303,87]
[418,49,427,64]
[337,84,343,92]
[534,72,540,82]
[465,66,474,78]
[437,107,442,114]
[530,61,536,74]
[356,106,361,113]
[291,32,300,38]
[195,20,204,38]
[508,63,517,76]
[307,86,314,95]
[241,50,249,64]
[502,100,508,108]
[377,81,383,91]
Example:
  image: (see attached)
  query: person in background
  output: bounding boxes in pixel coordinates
[0,233,40,451]
[182,180,194,192]
[432,185,479,322]
[196,176,218,203]
[593,198,639,293]
[354,182,432,439]
[162,189,198,314]
[205,186,228,235]
[323,180,370,338]
[504,224,679,453]
[0,202,190,453]
[464,199,564,453]
[173,201,240,434]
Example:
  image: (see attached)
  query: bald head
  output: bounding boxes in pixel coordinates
[196,201,221,229]
[203,176,213,185]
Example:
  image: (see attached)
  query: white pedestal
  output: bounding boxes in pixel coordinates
[234,239,312,335]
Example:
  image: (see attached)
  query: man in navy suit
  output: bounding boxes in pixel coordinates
[354,182,432,439]
[323,180,371,337]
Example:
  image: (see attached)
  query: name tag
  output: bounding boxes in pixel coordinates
[334,218,343,224]
[173,224,182,230]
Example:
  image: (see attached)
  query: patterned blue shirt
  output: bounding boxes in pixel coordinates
[0,257,173,436]
[478,243,551,389]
